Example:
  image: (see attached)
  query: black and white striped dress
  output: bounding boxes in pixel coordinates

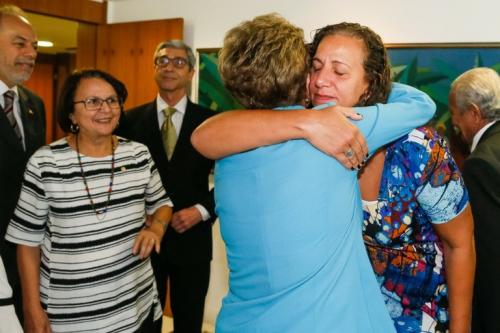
[6,137,172,333]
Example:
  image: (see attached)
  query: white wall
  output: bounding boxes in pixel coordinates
[108,0,500,50]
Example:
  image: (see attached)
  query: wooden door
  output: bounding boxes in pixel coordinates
[96,18,184,109]
[76,22,97,69]
[24,62,54,143]
[134,18,184,106]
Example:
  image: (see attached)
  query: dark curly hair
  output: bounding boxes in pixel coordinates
[309,22,391,106]
[56,69,128,133]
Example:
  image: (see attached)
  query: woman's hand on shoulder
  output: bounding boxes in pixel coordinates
[301,105,368,169]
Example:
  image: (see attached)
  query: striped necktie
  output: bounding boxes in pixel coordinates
[161,107,177,160]
[3,90,22,142]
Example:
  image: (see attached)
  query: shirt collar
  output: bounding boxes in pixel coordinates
[156,94,187,116]
[471,120,497,152]
[0,81,19,105]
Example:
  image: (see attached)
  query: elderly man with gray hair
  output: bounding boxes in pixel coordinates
[449,67,500,333]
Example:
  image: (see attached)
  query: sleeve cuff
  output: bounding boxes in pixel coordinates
[194,204,211,221]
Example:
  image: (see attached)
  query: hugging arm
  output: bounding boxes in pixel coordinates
[192,83,435,166]
[191,107,367,169]
[354,83,436,154]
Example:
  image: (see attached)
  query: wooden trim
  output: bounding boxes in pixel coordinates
[6,0,106,24]
[197,48,221,54]
[385,42,500,49]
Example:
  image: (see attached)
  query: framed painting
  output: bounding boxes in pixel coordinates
[197,48,243,113]
[387,43,500,131]
[386,43,500,164]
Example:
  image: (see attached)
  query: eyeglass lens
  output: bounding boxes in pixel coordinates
[84,97,120,110]
[155,56,188,68]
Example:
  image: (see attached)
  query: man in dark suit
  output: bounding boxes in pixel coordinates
[0,4,46,323]
[449,67,500,333]
[118,40,215,333]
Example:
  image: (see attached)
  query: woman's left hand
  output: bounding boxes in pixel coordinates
[132,228,162,259]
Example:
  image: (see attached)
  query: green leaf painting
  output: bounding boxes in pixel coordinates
[387,46,500,137]
[198,51,242,112]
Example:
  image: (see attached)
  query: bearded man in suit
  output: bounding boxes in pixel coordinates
[118,40,215,333]
[449,67,500,333]
[0,4,46,325]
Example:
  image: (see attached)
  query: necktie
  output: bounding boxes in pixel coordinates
[161,107,177,160]
[3,90,22,142]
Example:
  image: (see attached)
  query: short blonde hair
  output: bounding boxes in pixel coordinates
[218,13,308,109]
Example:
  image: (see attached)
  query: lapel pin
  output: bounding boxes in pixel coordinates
[28,109,34,116]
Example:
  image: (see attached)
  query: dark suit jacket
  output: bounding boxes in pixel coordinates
[462,121,500,333]
[0,85,45,311]
[118,99,215,265]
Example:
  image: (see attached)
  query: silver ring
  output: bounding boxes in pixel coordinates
[344,148,354,159]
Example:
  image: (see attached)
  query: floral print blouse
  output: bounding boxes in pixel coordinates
[362,126,468,333]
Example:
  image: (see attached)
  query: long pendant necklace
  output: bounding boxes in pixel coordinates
[75,135,116,220]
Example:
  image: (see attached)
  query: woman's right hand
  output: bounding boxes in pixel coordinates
[301,105,368,169]
[24,305,52,333]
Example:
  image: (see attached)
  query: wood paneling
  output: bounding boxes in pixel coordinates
[6,0,105,24]
[77,23,97,69]
[97,18,184,109]
[23,54,74,143]
[24,62,54,143]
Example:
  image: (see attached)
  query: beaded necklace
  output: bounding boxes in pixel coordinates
[75,134,116,220]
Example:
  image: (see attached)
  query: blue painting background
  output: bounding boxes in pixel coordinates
[387,47,500,133]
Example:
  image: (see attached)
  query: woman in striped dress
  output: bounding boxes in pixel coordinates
[6,69,173,333]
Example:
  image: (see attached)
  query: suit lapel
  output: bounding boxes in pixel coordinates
[172,100,196,161]
[145,101,170,166]
[18,87,36,152]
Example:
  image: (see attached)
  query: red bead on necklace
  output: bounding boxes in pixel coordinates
[75,135,116,220]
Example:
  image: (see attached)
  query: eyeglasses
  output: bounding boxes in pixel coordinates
[154,56,189,69]
[73,96,121,111]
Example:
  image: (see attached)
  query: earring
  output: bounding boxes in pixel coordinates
[70,123,80,133]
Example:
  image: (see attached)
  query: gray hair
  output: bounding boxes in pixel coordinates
[153,39,196,69]
[451,67,500,121]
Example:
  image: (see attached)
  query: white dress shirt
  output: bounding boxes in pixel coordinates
[471,121,497,152]
[156,94,211,221]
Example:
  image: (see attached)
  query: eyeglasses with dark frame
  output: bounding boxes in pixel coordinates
[73,96,122,111]
[154,55,189,69]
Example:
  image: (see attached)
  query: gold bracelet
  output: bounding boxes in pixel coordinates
[151,219,168,233]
